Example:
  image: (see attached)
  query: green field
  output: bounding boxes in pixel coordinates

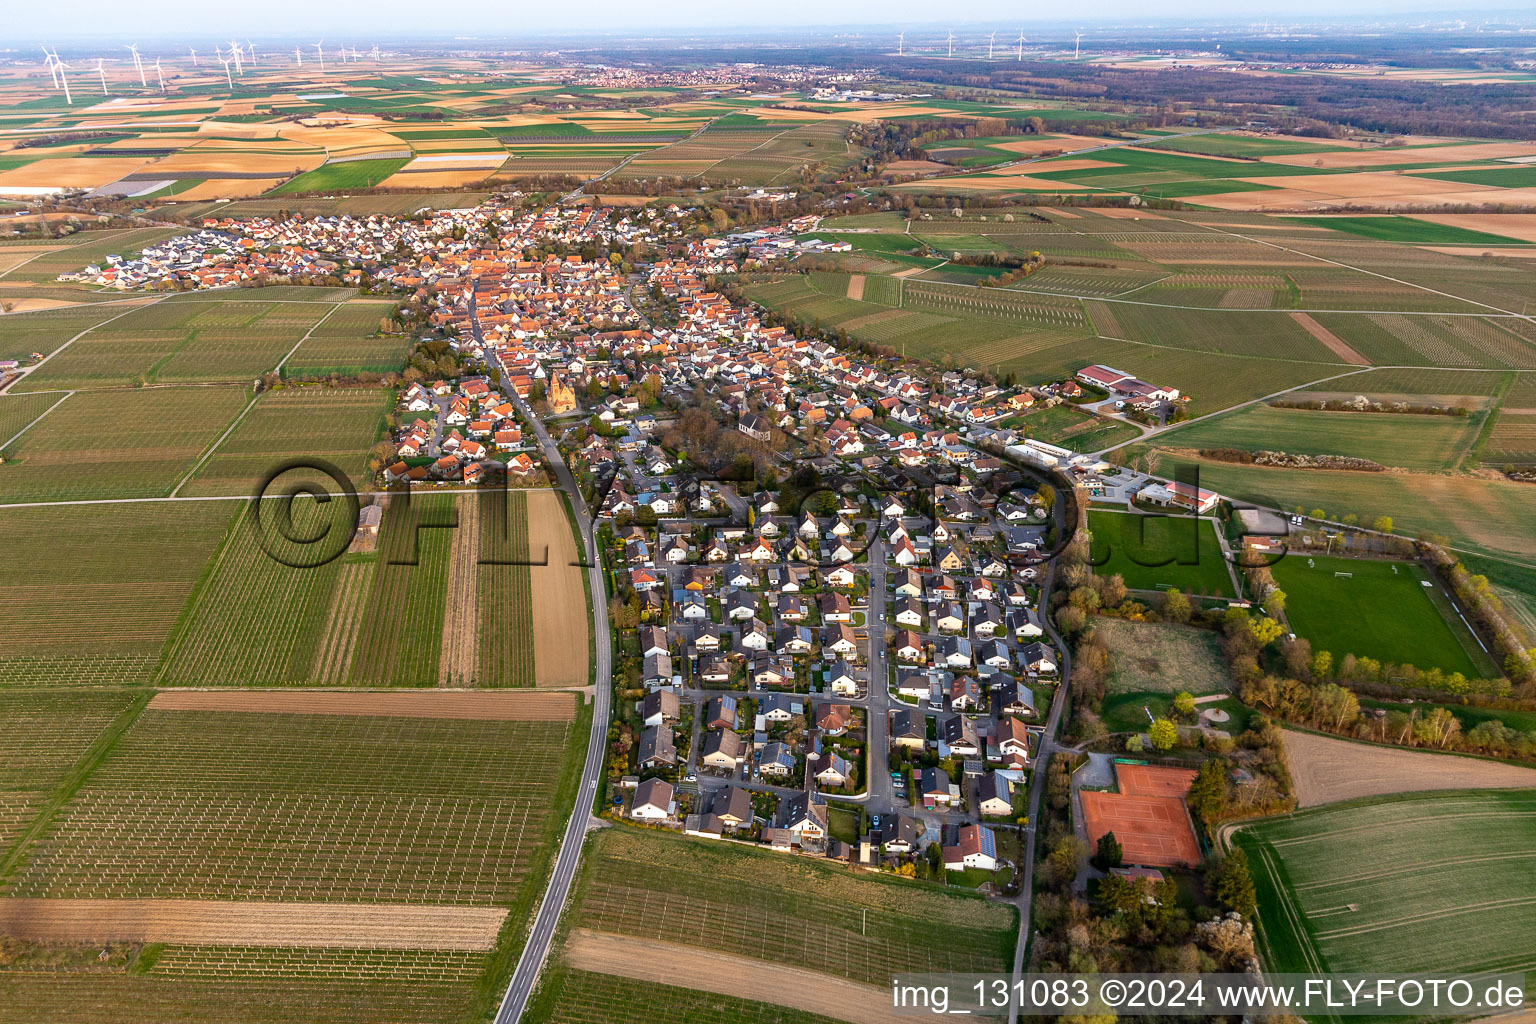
[1270,555,1484,676]
[1162,404,1482,473]
[1283,216,1525,245]
[1088,509,1235,597]
[268,158,412,195]
[1233,790,1536,985]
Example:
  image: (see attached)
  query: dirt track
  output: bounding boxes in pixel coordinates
[148,689,576,721]
[439,495,481,686]
[1290,312,1371,365]
[1284,729,1536,807]
[0,899,506,951]
[563,929,903,1024]
[527,490,590,688]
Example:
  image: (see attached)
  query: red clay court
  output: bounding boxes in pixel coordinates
[1080,763,1202,867]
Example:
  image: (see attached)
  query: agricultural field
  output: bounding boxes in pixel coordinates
[4,701,583,905]
[282,308,410,378]
[181,386,392,496]
[1233,789,1536,988]
[1270,555,1487,676]
[1096,618,1230,695]
[0,691,142,856]
[157,497,362,687]
[269,158,413,194]
[0,300,156,362]
[569,827,1015,987]
[1161,404,1482,472]
[527,969,849,1024]
[1282,215,1528,245]
[0,391,66,447]
[0,502,234,685]
[10,295,340,391]
[0,386,250,503]
[1087,509,1235,598]
[0,689,587,1024]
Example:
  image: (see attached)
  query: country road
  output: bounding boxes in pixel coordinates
[492,389,613,1023]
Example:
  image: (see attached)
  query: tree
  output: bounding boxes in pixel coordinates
[1373,516,1394,534]
[1184,759,1227,821]
[1161,588,1191,624]
[1148,717,1178,750]
[1263,588,1287,618]
[1047,836,1088,886]
[1249,616,1284,647]
[1094,830,1123,869]
[1311,649,1334,679]
[1172,691,1197,718]
[1212,848,1257,917]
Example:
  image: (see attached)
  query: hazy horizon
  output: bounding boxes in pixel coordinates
[5,2,1533,44]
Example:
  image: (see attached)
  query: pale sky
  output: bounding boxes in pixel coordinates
[8,0,1531,42]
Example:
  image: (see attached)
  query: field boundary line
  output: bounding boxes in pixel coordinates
[0,389,75,450]
[273,300,346,375]
[0,294,169,393]
[1185,219,1531,319]
[170,300,345,497]
[0,690,150,881]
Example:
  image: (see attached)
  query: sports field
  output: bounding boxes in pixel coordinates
[1269,555,1485,676]
[1088,509,1235,597]
[1080,763,1201,867]
[1233,790,1536,983]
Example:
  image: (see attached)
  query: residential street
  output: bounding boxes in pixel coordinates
[493,395,613,1024]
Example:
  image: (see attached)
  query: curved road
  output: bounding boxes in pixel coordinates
[493,396,612,1024]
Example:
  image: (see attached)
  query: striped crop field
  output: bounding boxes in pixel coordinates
[3,705,580,905]
[0,502,235,685]
[182,387,391,497]
[1234,790,1536,987]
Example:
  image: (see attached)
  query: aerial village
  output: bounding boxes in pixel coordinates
[59,193,1201,885]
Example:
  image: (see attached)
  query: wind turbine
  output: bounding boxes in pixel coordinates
[228,40,243,75]
[54,58,73,105]
[126,44,146,87]
[219,55,233,90]
[293,45,302,66]
[96,58,109,95]
[1074,30,1084,60]
[246,41,258,65]
[988,32,996,59]
[154,58,165,92]
[314,41,325,71]
[1017,30,1026,60]
[189,47,198,66]
[41,47,60,90]
[896,31,904,57]
[947,30,954,58]
[371,44,381,62]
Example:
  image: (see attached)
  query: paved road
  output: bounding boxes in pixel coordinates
[862,539,895,816]
[493,391,613,1023]
[1006,554,1072,1024]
